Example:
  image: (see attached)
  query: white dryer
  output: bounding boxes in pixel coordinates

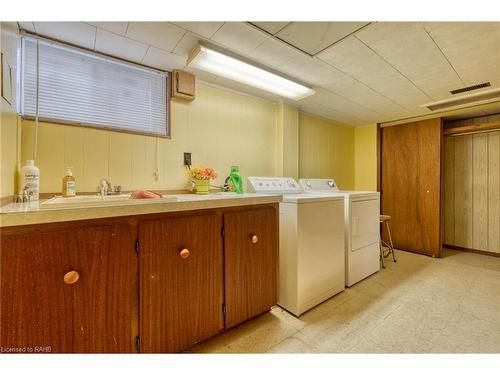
[299,178,380,287]
[248,177,345,316]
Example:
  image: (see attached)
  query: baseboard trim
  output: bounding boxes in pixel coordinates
[443,244,500,258]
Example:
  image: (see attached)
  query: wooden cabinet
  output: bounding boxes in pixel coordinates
[0,223,138,353]
[171,69,195,101]
[0,204,278,353]
[224,207,278,328]
[139,212,224,353]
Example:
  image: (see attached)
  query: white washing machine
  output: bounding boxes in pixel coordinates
[248,177,345,316]
[299,178,380,287]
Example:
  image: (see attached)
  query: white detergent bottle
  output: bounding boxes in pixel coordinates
[19,160,40,200]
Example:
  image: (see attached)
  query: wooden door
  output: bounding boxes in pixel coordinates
[224,207,278,328]
[0,223,138,353]
[139,212,224,353]
[381,118,442,257]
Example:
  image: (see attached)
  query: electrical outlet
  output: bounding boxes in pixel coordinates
[183,152,192,166]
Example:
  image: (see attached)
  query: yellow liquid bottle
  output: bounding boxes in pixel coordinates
[62,167,76,197]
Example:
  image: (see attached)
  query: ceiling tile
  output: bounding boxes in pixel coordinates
[276,22,369,55]
[250,22,291,35]
[356,22,463,100]
[423,22,500,87]
[126,22,185,52]
[315,65,412,120]
[172,31,206,58]
[33,22,97,49]
[142,47,186,71]
[21,21,499,127]
[172,22,224,39]
[318,36,431,112]
[211,22,269,55]
[279,55,412,121]
[278,53,334,84]
[18,21,35,32]
[95,29,148,63]
[87,22,128,36]
[301,88,378,124]
[299,101,359,127]
[250,37,300,69]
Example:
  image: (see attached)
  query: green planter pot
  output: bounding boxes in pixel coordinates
[194,179,210,195]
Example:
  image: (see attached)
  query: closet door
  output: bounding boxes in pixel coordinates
[381,118,442,257]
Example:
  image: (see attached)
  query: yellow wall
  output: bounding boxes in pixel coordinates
[298,113,354,190]
[21,83,278,193]
[354,124,378,191]
[4,29,379,197]
[276,103,299,180]
[0,22,21,198]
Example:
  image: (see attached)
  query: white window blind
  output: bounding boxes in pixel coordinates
[21,36,168,136]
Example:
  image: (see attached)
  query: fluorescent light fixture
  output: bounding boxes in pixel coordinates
[187,43,315,100]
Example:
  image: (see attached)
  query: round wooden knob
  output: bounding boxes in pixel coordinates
[251,235,259,244]
[63,271,79,285]
[180,248,190,259]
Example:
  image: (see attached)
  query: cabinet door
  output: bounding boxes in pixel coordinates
[224,207,278,328]
[0,223,138,353]
[139,213,224,353]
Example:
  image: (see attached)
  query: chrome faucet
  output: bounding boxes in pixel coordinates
[21,185,33,204]
[97,179,122,197]
[97,178,112,197]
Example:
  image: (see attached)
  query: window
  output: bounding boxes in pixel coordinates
[21,35,169,136]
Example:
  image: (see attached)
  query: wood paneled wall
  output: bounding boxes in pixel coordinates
[443,130,500,253]
[445,113,500,129]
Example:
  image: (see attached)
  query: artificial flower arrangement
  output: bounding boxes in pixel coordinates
[189,167,218,194]
[189,167,218,181]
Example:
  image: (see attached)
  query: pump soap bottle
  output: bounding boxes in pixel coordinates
[19,159,40,200]
[62,167,76,197]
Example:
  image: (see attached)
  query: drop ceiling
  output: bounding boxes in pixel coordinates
[17,21,500,127]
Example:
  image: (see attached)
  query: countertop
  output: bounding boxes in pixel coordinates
[0,193,282,228]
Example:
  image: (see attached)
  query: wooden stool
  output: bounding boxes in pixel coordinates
[380,214,396,269]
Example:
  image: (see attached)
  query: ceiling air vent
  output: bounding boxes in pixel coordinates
[450,82,490,95]
[421,87,500,111]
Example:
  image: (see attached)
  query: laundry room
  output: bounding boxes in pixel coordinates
[0,0,499,373]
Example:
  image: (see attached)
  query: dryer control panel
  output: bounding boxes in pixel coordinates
[247,177,302,194]
[299,178,339,192]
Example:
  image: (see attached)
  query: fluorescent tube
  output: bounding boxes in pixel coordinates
[187,44,315,100]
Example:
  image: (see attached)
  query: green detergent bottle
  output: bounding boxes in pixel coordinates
[226,166,243,193]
